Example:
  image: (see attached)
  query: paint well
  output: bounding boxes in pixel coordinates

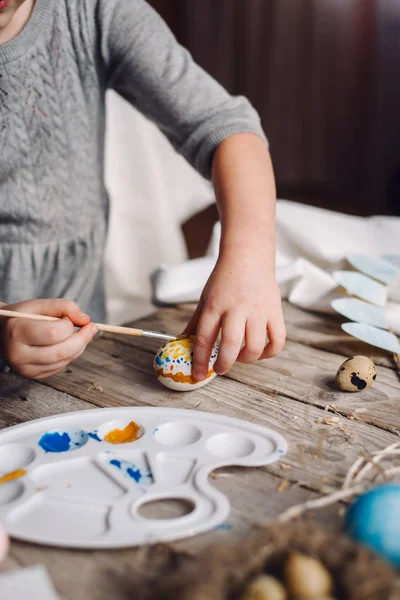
[0,469,27,485]
[109,457,153,486]
[39,429,87,453]
[0,444,35,473]
[104,421,140,444]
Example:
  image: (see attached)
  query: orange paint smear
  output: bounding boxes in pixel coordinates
[104,421,140,444]
[0,469,27,485]
[156,368,214,385]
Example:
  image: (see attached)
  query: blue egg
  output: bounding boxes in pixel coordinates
[345,483,400,566]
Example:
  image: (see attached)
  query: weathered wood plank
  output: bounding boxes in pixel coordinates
[8,469,341,600]
[120,301,395,369]
[42,336,399,492]
[0,372,96,429]
[98,309,400,434]
[1,302,398,600]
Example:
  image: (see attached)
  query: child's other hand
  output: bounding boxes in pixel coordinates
[0,299,97,380]
[0,523,8,564]
[183,246,286,381]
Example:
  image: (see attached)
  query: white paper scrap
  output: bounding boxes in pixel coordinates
[333,271,388,307]
[342,322,400,353]
[331,298,389,330]
[347,254,400,285]
[0,565,59,600]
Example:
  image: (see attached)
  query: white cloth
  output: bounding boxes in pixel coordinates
[0,566,59,600]
[152,200,400,333]
[104,91,214,325]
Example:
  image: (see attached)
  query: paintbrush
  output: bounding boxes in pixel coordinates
[0,309,185,342]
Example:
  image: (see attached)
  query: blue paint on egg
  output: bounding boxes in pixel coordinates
[88,431,101,442]
[39,432,71,453]
[345,484,400,566]
[110,459,122,469]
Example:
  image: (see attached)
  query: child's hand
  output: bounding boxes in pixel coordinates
[0,523,8,564]
[0,299,98,380]
[183,245,286,381]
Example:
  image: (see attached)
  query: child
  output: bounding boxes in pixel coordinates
[0,0,285,382]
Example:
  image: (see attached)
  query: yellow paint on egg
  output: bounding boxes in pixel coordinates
[0,469,27,485]
[154,367,215,385]
[154,335,219,392]
[104,421,140,444]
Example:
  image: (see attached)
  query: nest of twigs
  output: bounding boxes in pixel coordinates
[115,441,400,600]
[141,521,396,600]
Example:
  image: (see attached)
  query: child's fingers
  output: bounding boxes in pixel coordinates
[192,308,221,381]
[31,298,90,327]
[31,347,87,379]
[259,316,286,360]
[16,317,75,347]
[24,323,98,366]
[237,316,267,363]
[182,297,204,335]
[0,523,9,563]
[214,311,245,375]
[8,299,90,327]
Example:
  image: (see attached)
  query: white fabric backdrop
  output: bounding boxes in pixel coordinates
[104,91,400,333]
[104,91,215,325]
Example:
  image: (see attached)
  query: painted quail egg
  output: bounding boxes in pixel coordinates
[154,335,219,391]
[283,552,333,598]
[335,355,376,392]
[345,483,400,567]
[240,575,287,600]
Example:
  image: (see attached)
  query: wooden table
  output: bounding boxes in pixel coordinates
[0,301,399,599]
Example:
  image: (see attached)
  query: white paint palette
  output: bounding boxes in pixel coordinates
[0,407,287,549]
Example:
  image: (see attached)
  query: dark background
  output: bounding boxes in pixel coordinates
[148,0,400,217]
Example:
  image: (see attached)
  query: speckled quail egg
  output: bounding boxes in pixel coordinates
[154,335,219,391]
[240,575,287,600]
[283,552,333,598]
[335,355,376,392]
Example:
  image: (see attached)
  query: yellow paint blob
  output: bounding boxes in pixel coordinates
[0,469,27,485]
[104,421,140,444]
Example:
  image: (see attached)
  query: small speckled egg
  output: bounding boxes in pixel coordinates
[345,483,400,567]
[241,575,287,600]
[153,335,219,392]
[283,552,333,598]
[335,355,376,392]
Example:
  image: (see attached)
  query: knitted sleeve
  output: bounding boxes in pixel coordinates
[93,0,268,179]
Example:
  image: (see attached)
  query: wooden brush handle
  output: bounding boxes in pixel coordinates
[0,309,144,337]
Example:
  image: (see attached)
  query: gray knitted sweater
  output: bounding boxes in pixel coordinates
[0,0,266,322]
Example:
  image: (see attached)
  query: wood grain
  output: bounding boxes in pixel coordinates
[0,301,398,600]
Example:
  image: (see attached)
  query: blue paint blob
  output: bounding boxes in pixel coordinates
[345,484,400,567]
[127,467,142,483]
[109,458,153,486]
[88,431,101,442]
[39,432,71,453]
[213,523,233,531]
